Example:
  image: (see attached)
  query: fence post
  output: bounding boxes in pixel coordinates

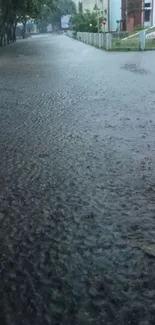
[99,33,104,48]
[91,33,94,45]
[86,33,89,44]
[103,33,106,48]
[89,33,93,45]
[94,33,97,46]
[96,33,99,47]
[84,32,87,43]
[86,33,88,44]
[139,30,146,50]
[88,33,91,44]
[106,33,112,50]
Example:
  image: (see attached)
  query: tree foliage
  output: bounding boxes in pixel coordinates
[0,0,75,46]
[70,12,98,33]
[38,0,76,26]
[56,0,76,15]
[0,0,47,45]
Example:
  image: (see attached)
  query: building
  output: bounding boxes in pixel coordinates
[144,0,155,27]
[122,0,155,32]
[109,0,122,31]
[74,0,125,32]
[121,0,143,31]
[74,0,109,31]
[77,0,108,13]
[73,0,155,34]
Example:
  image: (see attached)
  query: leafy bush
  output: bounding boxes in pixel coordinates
[134,25,146,32]
[70,12,98,33]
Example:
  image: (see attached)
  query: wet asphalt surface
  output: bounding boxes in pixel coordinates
[0,34,155,325]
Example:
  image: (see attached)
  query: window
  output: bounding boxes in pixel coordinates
[145,3,151,8]
[145,9,150,21]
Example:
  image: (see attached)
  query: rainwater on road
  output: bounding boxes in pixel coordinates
[0,34,155,325]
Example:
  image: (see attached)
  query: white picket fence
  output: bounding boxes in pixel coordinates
[67,30,147,51]
[67,31,108,49]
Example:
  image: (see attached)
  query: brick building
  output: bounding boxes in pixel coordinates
[122,0,154,32]
[73,0,155,33]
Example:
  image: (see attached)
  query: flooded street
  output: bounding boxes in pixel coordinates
[0,34,155,324]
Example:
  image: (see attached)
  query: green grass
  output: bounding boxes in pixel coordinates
[111,32,155,51]
[145,39,155,49]
[112,37,140,50]
[108,48,139,52]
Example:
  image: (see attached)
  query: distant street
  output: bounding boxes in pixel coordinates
[0,34,155,325]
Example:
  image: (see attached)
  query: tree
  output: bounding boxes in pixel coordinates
[14,0,45,37]
[36,3,54,32]
[0,0,67,46]
[56,0,76,15]
[70,12,98,33]
[49,0,76,25]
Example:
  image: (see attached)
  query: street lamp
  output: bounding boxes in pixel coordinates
[116,19,121,38]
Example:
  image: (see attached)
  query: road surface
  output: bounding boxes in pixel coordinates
[0,34,155,325]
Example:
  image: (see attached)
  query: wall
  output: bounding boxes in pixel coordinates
[109,0,121,31]
[143,0,155,27]
[122,0,143,31]
[153,0,155,24]
[144,0,152,26]
[81,0,109,15]
[128,16,135,32]
[82,0,95,12]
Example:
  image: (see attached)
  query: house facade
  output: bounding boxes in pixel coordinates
[122,0,155,32]
[73,0,155,34]
[109,0,122,31]
[144,0,155,27]
[74,0,109,31]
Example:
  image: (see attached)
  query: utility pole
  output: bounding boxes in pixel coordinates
[98,8,100,34]
[94,0,100,33]
[125,0,128,31]
[96,0,99,34]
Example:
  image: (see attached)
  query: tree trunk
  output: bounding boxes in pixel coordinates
[4,32,7,46]
[6,25,10,44]
[10,25,14,43]
[0,26,5,47]
[0,35,3,47]
[22,22,26,39]
[13,23,17,42]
